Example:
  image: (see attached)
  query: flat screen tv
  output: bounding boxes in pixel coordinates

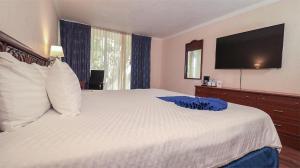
[215,24,284,69]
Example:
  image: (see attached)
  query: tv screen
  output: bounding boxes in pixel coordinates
[215,24,284,69]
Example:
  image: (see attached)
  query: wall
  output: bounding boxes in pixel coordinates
[161,0,300,95]
[0,0,58,57]
[150,38,163,88]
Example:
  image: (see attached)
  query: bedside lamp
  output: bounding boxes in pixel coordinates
[49,45,64,65]
[50,45,64,58]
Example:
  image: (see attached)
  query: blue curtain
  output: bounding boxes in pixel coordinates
[60,20,91,83]
[131,34,151,89]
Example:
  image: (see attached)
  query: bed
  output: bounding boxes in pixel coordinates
[0,31,281,168]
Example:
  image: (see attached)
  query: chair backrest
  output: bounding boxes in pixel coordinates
[89,70,104,84]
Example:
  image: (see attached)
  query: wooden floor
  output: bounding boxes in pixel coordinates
[280,146,300,168]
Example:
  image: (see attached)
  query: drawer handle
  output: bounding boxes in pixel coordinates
[245,96,249,98]
[274,124,282,127]
[273,109,284,113]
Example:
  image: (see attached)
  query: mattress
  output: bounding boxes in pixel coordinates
[0,89,281,168]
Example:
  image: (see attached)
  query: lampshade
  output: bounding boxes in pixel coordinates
[50,45,64,57]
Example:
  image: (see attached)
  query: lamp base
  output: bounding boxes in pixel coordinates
[49,57,61,66]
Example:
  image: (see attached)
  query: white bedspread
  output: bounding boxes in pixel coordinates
[0,89,281,168]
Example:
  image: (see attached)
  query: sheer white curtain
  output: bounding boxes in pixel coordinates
[90,28,131,90]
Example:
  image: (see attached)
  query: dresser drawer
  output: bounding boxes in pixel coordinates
[196,87,221,95]
[225,91,257,100]
[278,132,300,150]
[269,115,300,128]
[273,120,300,137]
[196,88,227,99]
[258,104,300,122]
[196,88,258,106]
[199,92,221,98]
[258,95,300,108]
[196,89,219,98]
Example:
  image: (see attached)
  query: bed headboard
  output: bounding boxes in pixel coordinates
[0,31,49,66]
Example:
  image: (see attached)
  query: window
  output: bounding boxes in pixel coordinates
[90,28,132,90]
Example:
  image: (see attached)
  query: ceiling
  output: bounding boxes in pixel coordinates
[53,0,277,38]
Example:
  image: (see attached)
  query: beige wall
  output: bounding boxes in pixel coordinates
[151,38,163,88]
[0,0,58,57]
[160,0,300,95]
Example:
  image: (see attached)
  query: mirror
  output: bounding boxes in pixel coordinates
[184,40,203,80]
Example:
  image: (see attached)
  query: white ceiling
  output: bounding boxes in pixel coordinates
[53,0,278,38]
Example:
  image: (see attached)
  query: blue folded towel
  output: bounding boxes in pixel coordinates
[158,96,227,111]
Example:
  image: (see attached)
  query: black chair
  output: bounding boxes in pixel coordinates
[89,70,104,90]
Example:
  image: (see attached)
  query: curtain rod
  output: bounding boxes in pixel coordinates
[60,19,131,35]
[92,26,131,36]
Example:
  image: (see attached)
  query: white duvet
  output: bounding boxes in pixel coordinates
[0,89,281,168]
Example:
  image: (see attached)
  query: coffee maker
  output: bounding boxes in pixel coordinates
[202,76,210,86]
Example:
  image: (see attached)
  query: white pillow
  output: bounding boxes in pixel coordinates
[46,60,81,116]
[0,52,51,131]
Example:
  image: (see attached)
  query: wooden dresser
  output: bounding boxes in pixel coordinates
[195,86,300,150]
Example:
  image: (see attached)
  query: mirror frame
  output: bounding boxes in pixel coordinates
[184,40,203,80]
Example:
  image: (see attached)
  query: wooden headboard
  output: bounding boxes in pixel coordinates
[0,31,49,66]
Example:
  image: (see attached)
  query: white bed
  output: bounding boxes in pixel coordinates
[0,89,281,168]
